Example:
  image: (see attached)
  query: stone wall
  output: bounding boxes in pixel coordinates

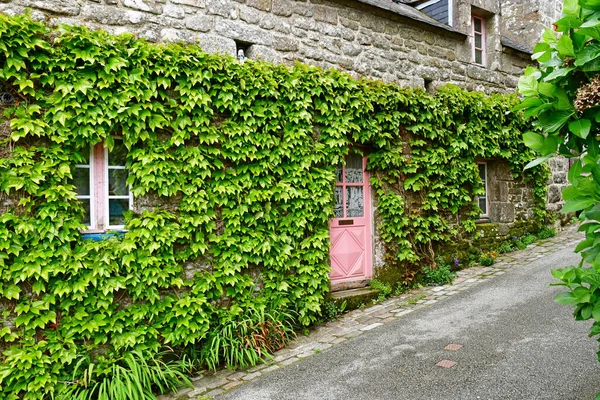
[501,0,562,51]
[0,0,541,93]
[547,156,570,215]
[487,160,535,235]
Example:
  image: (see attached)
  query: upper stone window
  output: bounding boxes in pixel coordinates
[472,14,486,66]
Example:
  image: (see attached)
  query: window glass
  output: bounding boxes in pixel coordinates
[108,169,129,196]
[345,155,363,183]
[108,141,128,166]
[475,34,482,48]
[73,148,92,227]
[109,199,129,226]
[346,186,364,217]
[73,167,90,196]
[479,197,487,215]
[107,142,130,227]
[474,17,482,32]
[334,186,344,218]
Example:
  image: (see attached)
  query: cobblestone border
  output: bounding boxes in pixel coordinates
[159,224,582,400]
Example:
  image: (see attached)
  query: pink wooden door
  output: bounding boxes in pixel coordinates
[330,154,372,284]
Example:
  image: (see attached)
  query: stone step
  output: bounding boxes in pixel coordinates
[329,287,380,311]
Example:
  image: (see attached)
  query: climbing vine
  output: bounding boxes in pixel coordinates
[0,14,548,398]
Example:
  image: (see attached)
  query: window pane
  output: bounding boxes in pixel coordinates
[475,33,482,48]
[475,50,483,65]
[108,141,127,166]
[73,167,90,196]
[478,164,486,181]
[474,18,482,32]
[80,199,91,226]
[346,186,364,217]
[109,169,129,196]
[334,186,344,218]
[479,197,487,214]
[109,199,129,226]
[335,165,343,184]
[345,155,363,183]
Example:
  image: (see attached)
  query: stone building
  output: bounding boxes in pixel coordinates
[0,0,561,93]
[0,0,568,288]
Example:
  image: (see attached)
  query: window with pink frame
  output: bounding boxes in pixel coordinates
[73,140,132,231]
[472,15,486,66]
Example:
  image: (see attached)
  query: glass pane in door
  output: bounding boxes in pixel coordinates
[346,186,364,217]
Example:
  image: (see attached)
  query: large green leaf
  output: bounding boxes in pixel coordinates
[569,119,592,139]
[538,110,574,133]
[558,35,576,57]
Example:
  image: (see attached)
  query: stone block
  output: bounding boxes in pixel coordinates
[214,19,273,45]
[163,3,185,18]
[271,0,292,16]
[273,35,298,52]
[81,5,147,25]
[239,4,262,24]
[160,28,194,42]
[171,0,206,6]
[22,0,81,15]
[490,202,515,223]
[246,44,282,63]
[123,0,162,14]
[196,34,237,56]
[547,185,562,204]
[314,5,337,25]
[185,15,214,32]
[489,180,508,202]
[259,14,276,30]
[247,0,271,12]
[553,172,567,185]
[206,0,238,18]
[340,17,359,30]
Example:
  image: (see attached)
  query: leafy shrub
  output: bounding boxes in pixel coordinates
[521,234,537,246]
[536,226,556,239]
[517,2,600,397]
[320,300,347,321]
[420,265,457,286]
[370,279,393,297]
[497,241,514,254]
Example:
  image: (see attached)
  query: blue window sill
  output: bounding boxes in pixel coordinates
[82,230,126,241]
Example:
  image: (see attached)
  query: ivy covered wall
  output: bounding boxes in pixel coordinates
[0,14,549,398]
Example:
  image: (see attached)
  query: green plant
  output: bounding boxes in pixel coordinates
[536,226,556,239]
[497,241,513,254]
[479,250,498,266]
[193,307,294,371]
[522,234,537,246]
[55,350,191,400]
[420,265,457,286]
[517,1,600,396]
[402,294,425,306]
[321,300,347,321]
[370,279,392,297]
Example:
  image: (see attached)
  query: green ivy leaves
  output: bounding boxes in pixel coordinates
[0,13,547,398]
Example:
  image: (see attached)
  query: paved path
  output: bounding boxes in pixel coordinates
[164,225,600,399]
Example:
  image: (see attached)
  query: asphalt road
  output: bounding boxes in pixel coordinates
[218,240,600,400]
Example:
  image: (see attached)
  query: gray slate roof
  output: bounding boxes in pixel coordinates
[355,0,463,34]
[501,36,533,55]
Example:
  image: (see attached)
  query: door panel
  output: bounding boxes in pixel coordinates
[330,155,372,284]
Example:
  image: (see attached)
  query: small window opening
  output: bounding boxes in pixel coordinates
[235,41,251,63]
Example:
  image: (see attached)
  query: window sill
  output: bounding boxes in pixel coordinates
[476,217,492,224]
[82,230,126,241]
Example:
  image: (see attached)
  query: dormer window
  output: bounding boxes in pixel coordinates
[472,15,486,66]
